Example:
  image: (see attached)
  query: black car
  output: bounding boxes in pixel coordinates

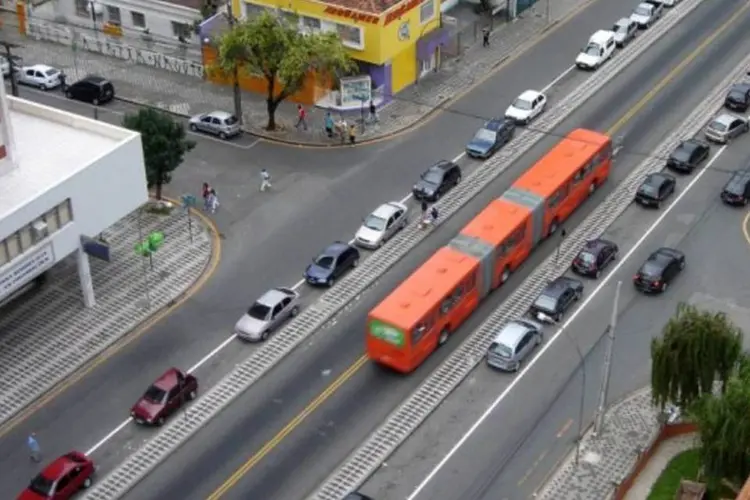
[529,276,584,323]
[666,139,710,174]
[465,118,515,159]
[725,83,750,112]
[635,172,676,208]
[721,168,750,206]
[412,161,462,202]
[304,242,360,287]
[633,247,685,293]
[65,75,115,105]
[571,239,619,278]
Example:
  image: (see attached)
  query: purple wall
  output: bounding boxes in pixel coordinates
[417,27,450,60]
[358,61,393,103]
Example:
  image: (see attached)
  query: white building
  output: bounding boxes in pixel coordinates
[0,82,148,308]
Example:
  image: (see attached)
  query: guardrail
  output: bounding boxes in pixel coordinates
[83,0,705,497]
[309,33,750,500]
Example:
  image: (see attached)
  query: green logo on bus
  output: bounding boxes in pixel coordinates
[370,320,405,347]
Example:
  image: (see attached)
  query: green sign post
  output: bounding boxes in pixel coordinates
[134,231,165,270]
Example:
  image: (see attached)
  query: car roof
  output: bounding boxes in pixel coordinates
[590,30,615,43]
[727,168,750,186]
[256,288,290,307]
[541,276,580,298]
[430,160,455,171]
[152,367,182,390]
[730,83,750,93]
[28,64,57,71]
[371,202,401,219]
[81,75,109,85]
[650,247,682,263]
[494,320,535,347]
[321,241,350,256]
[645,172,674,185]
[206,110,234,119]
[614,17,633,26]
[677,138,705,150]
[40,454,79,480]
[637,2,653,8]
[485,119,510,131]
[714,113,743,126]
[518,89,542,101]
[582,238,613,253]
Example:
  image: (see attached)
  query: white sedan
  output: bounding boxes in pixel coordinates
[354,201,409,249]
[17,64,62,90]
[505,90,547,125]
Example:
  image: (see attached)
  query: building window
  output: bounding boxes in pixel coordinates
[171,21,191,38]
[75,0,87,17]
[280,11,298,27]
[58,199,72,226]
[5,234,20,261]
[244,3,267,18]
[302,16,321,32]
[18,226,32,251]
[336,23,362,48]
[0,242,7,267]
[107,5,121,24]
[44,208,60,233]
[420,0,435,24]
[131,11,146,28]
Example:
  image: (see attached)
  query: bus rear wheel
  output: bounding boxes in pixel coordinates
[438,328,450,346]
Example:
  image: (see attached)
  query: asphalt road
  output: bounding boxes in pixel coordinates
[0,0,646,493]
[107,1,750,499]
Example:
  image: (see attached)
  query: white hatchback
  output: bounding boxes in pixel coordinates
[355,201,409,249]
[17,64,62,90]
[505,90,547,125]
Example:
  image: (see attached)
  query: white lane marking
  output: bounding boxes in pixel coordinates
[187,334,238,373]
[400,193,413,204]
[291,279,306,291]
[540,65,576,94]
[406,146,727,500]
[85,418,133,456]
[452,152,466,162]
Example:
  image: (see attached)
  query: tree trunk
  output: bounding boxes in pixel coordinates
[155,182,163,200]
[266,98,279,131]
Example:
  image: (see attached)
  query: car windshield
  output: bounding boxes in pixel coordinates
[29,475,55,496]
[584,44,600,56]
[44,68,58,76]
[315,255,335,268]
[224,115,238,125]
[639,180,659,195]
[421,169,443,184]
[512,98,532,110]
[729,90,746,100]
[578,251,596,265]
[671,147,691,162]
[363,214,387,231]
[634,5,650,15]
[143,385,167,404]
[534,294,558,312]
[490,342,513,358]
[641,262,662,278]
[247,302,270,320]
[613,23,627,34]
[709,120,728,132]
[474,129,496,142]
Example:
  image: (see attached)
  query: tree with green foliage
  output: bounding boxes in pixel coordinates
[650,302,742,410]
[213,11,355,130]
[691,358,750,491]
[123,108,196,200]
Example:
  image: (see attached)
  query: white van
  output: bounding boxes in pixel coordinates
[575,30,616,70]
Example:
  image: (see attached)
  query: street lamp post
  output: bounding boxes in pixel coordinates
[552,228,567,278]
[88,1,98,32]
[594,280,622,435]
[558,326,586,466]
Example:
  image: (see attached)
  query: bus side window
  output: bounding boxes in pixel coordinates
[548,184,569,209]
[440,284,465,315]
[572,168,585,185]
[412,315,434,344]
[583,159,594,177]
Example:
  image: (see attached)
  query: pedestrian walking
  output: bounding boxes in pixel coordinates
[28,433,41,462]
[260,168,272,192]
[207,188,219,213]
[348,123,357,144]
[338,118,348,144]
[295,105,308,131]
[201,182,211,211]
[324,112,335,138]
[482,27,490,47]
[368,100,378,123]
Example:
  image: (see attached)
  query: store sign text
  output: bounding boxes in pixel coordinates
[0,244,55,302]
[384,0,422,25]
[323,6,379,24]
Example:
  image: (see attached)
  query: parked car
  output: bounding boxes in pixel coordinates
[486,318,544,372]
[571,238,619,278]
[17,64,62,90]
[412,160,462,202]
[304,242,360,287]
[635,172,676,208]
[18,451,95,500]
[658,0,682,6]
[465,118,515,159]
[235,287,301,341]
[529,276,584,323]
[355,201,409,249]
[612,17,638,47]
[724,83,750,112]
[721,169,750,206]
[666,138,710,173]
[189,110,241,139]
[630,1,663,28]
[704,113,749,143]
[575,30,616,70]
[130,368,198,425]
[65,75,115,105]
[633,247,685,293]
[505,90,547,125]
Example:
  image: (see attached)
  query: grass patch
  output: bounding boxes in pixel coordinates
[647,448,701,500]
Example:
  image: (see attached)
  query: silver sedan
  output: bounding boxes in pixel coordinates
[704,113,749,144]
[189,110,241,139]
[235,287,300,341]
[354,201,409,249]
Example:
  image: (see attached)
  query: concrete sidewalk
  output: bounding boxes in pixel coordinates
[0,202,216,428]
[0,0,584,146]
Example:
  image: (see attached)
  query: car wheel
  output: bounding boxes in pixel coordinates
[554,312,562,322]
[438,327,450,346]
[187,389,197,400]
[588,181,597,196]
[39,83,47,90]
[500,266,511,284]
[661,281,668,293]
[190,123,198,132]
[65,90,73,98]
[574,290,582,301]
[327,277,335,287]
[83,477,93,489]
[456,174,462,184]
[219,132,228,140]
[156,416,166,426]
[92,98,99,106]
[514,360,522,372]
[290,305,299,317]
[352,258,360,268]
[261,330,270,341]
[655,200,661,209]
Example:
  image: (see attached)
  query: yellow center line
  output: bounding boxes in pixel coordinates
[207,4,750,498]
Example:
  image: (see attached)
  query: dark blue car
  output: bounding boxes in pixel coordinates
[465,118,515,159]
[304,242,360,287]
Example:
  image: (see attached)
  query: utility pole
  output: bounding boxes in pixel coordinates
[89,1,98,32]
[545,0,551,24]
[594,280,621,435]
[559,326,585,466]
[552,228,567,278]
[1,41,20,97]
[225,1,244,126]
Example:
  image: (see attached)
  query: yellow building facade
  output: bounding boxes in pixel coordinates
[230,0,446,105]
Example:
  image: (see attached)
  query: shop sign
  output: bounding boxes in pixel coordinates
[384,0,422,25]
[0,243,55,302]
[323,6,379,24]
[398,21,410,40]
[340,75,372,108]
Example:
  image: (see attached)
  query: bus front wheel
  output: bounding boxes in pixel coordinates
[438,327,450,346]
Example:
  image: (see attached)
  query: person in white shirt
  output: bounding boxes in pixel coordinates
[260,168,272,192]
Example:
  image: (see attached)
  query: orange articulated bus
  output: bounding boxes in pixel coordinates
[366,129,612,373]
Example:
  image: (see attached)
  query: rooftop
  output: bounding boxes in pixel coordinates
[321,0,405,15]
[0,97,136,220]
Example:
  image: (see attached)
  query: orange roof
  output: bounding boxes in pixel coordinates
[369,246,479,331]
[512,129,611,199]
[460,198,531,248]
[321,0,404,15]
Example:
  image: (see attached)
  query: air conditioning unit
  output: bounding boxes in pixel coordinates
[32,220,48,240]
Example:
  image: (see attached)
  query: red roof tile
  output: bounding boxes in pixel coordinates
[321,0,404,15]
